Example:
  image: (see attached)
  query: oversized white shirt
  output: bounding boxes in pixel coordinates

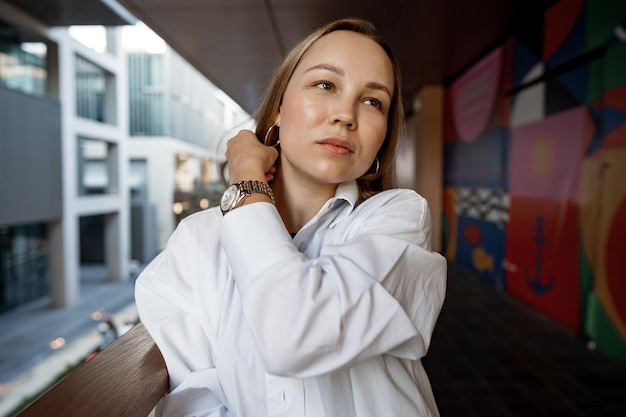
[135,181,447,417]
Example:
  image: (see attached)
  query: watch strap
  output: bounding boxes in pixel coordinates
[237,180,275,205]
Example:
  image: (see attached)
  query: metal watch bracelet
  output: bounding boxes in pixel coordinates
[238,180,275,204]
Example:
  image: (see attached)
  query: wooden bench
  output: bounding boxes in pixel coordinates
[16,322,169,417]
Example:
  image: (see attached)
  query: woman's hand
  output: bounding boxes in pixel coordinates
[225,130,279,183]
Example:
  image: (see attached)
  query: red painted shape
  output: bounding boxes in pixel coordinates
[543,0,585,60]
[463,225,481,246]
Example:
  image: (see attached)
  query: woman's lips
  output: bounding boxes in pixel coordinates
[316,138,354,156]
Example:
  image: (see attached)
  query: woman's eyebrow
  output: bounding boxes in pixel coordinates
[365,81,392,99]
[304,63,344,76]
[304,63,392,98]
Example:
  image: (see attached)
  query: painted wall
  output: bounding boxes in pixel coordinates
[442,0,626,364]
[403,86,444,252]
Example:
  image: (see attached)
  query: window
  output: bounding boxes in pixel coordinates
[76,55,115,123]
[0,224,49,312]
[77,138,118,196]
[0,35,47,96]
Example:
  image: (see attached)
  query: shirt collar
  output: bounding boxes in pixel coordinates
[332,180,358,210]
[293,181,358,240]
[325,181,358,225]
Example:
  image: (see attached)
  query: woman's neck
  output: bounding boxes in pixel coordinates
[271,170,337,234]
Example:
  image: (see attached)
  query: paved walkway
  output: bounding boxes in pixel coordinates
[423,264,626,416]
[0,265,139,417]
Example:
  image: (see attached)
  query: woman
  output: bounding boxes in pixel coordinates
[136,17,447,417]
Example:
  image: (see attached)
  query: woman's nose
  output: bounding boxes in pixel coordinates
[329,98,357,129]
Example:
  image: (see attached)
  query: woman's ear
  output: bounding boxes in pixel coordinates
[274,109,281,127]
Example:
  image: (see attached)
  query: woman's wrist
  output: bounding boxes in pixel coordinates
[242,192,274,206]
[220,180,275,214]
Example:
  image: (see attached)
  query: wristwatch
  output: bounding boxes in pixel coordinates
[220,180,275,214]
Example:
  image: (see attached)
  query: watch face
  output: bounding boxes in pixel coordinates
[220,184,238,212]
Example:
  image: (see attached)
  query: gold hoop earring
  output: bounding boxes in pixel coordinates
[373,157,380,174]
[264,125,280,147]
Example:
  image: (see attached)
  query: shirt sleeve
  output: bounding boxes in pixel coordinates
[135,215,228,416]
[220,190,447,378]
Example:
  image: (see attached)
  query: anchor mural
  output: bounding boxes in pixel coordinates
[525,216,555,295]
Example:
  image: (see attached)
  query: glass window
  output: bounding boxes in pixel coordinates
[129,158,148,203]
[77,138,118,196]
[0,224,49,313]
[0,35,47,96]
[76,55,114,123]
[129,53,163,135]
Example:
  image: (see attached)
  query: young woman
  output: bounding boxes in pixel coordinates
[136,17,447,417]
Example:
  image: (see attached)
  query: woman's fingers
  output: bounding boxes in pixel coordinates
[226,130,279,183]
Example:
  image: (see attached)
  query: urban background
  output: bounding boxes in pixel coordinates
[1,0,625,415]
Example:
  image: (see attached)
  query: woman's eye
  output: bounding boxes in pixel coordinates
[364,98,382,109]
[314,81,333,90]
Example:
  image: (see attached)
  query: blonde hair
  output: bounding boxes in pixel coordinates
[254,17,404,202]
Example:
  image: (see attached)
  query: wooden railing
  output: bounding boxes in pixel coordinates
[16,322,168,417]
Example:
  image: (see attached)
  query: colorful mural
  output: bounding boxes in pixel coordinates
[443,0,626,363]
[581,148,626,362]
[444,45,510,290]
[580,40,626,361]
[506,107,591,332]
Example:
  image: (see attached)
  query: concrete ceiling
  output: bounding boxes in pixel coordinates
[115,0,556,115]
[3,0,135,26]
[4,0,557,115]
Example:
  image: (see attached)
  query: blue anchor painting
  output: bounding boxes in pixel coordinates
[525,216,555,295]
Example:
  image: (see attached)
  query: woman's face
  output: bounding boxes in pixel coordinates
[275,30,394,188]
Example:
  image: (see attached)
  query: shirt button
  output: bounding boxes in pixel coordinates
[299,242,307,252]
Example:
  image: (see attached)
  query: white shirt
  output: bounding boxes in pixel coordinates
[135,181,447,417]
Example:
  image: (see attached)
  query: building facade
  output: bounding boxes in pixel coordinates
[0,1,251,314]
[0,0,129,313]
[125,33,252,251]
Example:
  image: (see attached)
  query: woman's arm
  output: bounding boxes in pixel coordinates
[135,216,228,416]
[220,190,447,378]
